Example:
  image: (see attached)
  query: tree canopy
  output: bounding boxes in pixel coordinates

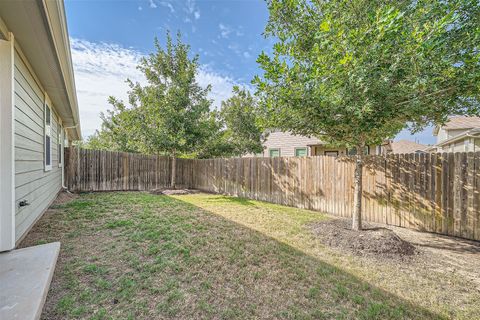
[254,0,480,229]
[217,86,264,157]
[254,0,480,148]
[84,33,265,186]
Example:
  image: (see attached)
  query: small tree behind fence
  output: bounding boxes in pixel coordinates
[66,147,480,241]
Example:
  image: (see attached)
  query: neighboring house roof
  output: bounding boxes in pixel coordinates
[433,116,480,136]
[0,0,81,140]
[390,140,427,154]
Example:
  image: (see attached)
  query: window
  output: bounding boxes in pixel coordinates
[269,148,280,158]
[295,148,307,157]
[44,101,52,171]
[347,146,370,156]
[58,123,63,167]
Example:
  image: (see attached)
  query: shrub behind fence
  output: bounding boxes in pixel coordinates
[66,147,480,241]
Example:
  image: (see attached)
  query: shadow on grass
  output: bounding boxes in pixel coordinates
[21,192,445,320]
[203,195,257,206]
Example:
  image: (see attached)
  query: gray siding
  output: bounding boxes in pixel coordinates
[261,131,322,157]
[252,131,382,157]
[14,49,61,242]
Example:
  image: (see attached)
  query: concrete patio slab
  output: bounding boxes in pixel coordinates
[0,242,60,320]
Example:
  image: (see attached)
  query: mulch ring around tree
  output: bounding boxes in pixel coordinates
[310,218,417,260]
[150,188,200,195]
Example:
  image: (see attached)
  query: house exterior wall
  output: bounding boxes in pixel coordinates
[0,35,15,251]
[436,128,448,144]
[13,48,62,243]
[436,128,469,144]
[259,131,323,157]
[446,129,468,139]
[440,137,480,153]
[253,131,382,158]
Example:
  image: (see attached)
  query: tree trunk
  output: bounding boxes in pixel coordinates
[352,144,364,231]
[170,152,176,189]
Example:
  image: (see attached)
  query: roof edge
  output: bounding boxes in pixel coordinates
[41,0,81,140]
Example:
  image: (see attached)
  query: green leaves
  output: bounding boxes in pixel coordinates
[255,0,480,147]
[196,87,265,158]
[85,32,216,158]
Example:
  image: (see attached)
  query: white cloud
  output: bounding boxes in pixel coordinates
[197,66,243,108]
[138,6,143,11]
[160,1,175,13]
[149,0,157,8]
[243,51,251,59]
[70,38,244,138]
[184,0,200,21]
[219,23,232,38]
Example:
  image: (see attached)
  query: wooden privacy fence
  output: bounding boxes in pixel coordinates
[65,147,193,191]
[66,147,480,241]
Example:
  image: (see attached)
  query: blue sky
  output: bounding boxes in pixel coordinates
[65,0,435,144]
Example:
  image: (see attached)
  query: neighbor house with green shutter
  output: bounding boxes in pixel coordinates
[255,130,385,157]
[0,0,81,252]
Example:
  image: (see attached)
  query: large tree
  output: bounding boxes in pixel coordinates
[106,33,215,188]
[254,0,480,230]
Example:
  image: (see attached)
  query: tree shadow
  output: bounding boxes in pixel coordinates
[203,195,257,206]
[165,195,445,319]
[361,153,480,241]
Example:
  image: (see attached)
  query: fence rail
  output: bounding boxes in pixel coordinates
[65,147,480,241]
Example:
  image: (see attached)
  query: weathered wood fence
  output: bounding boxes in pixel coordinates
[65,147,193,191]
[66,147,480,241]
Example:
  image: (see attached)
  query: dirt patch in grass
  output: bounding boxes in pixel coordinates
[150,188,199,195]
[53,191,79,206]
[310,219,416,259]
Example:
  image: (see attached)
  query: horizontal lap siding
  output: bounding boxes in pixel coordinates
[13,49,61,242]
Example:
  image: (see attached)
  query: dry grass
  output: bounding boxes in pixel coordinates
[20,192,479,319]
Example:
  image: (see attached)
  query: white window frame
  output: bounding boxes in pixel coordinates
[44,97,52,171]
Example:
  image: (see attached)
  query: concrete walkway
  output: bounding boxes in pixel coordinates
[0,242,60,320]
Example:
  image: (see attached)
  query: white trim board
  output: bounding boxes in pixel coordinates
[0,34,15,252]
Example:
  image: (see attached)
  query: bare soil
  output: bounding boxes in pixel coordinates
[310,219,417,259]
[150,188,199,195]
[52,191,79,205]
[310,216,480,292]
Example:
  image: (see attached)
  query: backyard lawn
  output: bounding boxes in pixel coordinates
[21,192,479,320]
